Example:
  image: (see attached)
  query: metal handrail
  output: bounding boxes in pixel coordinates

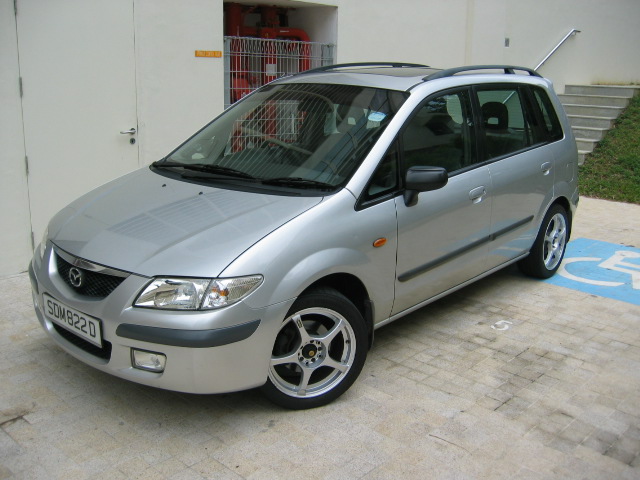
[535,29,581,71]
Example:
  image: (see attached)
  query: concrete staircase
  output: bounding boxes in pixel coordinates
[558,85,640,165]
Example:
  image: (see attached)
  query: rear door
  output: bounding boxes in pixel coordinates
[475,85,556,269]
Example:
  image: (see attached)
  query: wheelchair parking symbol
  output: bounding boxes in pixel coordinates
[544,238,640,306]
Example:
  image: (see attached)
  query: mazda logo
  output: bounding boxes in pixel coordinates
[68,267,85,288]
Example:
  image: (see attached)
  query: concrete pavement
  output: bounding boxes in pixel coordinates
[1,197,639,479]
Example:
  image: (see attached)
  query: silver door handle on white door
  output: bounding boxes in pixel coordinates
[120,128,136,134]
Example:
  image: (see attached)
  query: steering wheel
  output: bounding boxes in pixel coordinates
[241,127,313,156]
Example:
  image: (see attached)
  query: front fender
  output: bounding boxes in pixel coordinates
[260,246,373,305]
[220,190,399,324]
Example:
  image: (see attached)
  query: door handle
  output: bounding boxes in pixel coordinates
[541,162,552,175]
[120,127,137,135]
[469,186,486,204]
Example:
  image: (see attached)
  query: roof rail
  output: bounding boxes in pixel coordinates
[424,65,541,81]
[302,62,430,74]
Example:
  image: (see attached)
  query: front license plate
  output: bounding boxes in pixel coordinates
[43,294,103,347]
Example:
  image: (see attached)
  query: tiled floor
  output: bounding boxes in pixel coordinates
[1,197,639,479]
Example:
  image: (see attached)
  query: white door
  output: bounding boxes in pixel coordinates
[16,0,140,244]
[1,0,33,276]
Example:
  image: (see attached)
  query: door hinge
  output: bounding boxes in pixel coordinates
[30,231,35,250]
[24,155,29,176]
[14,0,17,16]
[19,77,23,97]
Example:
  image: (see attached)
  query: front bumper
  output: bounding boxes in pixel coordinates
[29,243,293,394]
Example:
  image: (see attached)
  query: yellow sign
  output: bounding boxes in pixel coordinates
[195,50,222,58]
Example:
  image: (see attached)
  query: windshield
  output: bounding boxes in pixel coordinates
[161,83,407,191]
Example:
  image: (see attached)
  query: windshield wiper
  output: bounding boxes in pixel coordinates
[152,161,255,179]
[154,162,334,189]
[262,177,335,190]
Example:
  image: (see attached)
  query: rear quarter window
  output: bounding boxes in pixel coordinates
[531,87,564,142]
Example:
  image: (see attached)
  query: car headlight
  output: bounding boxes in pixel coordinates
[134,275,263,310]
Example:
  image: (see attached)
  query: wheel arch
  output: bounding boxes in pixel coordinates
[301,273,375,349]
[549,196,573,237]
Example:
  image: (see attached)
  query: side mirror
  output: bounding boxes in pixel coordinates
[403,166,448,207]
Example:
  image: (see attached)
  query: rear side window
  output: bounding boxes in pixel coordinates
[477,88,534,159]
[532,87,563,142]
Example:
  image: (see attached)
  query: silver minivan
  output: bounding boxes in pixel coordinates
[29,64,578,409]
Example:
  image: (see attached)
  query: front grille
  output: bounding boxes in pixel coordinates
[52,324,112,360]
[56,253,126,298]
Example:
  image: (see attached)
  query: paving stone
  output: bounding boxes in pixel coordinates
[560,419,595,444]
[1,198,640,479]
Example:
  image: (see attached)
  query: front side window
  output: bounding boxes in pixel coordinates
[400,90,474,174]
[161,83,407,193]
[477,88,534,159]
[361,90,474,206]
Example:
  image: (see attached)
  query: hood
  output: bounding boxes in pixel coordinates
[49,168,322,277]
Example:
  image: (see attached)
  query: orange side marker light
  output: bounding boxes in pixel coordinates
[373,238,387,248]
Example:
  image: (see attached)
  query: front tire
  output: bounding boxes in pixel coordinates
[519,204,569,278]
[262,288,367,409]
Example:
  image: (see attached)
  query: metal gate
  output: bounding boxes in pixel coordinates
[224,36,335,108]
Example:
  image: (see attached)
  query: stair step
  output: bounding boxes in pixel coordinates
[567,114,616,129]
[558,94,630,108]
[577,151,588,166]
[565,84,640,98]
[562,104,625,118]
[571,126,607,141]
[575,137,599,153]
[562,84,638,166]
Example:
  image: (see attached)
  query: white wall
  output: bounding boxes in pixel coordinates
[333,0,640,91]
[135,0,225,165]
[504,0,640,92]
[0,0,34,275]
[1,0,639,277]
[288,5,338,46]
[334,0,469,67]
[464,0,508,65]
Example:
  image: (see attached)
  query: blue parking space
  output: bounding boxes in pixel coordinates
[545,238,640,306]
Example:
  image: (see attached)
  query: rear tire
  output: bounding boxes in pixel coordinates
[518,204,569,279]
[262,288,367,409]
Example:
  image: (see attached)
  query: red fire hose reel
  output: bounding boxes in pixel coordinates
[225,2,312,103]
